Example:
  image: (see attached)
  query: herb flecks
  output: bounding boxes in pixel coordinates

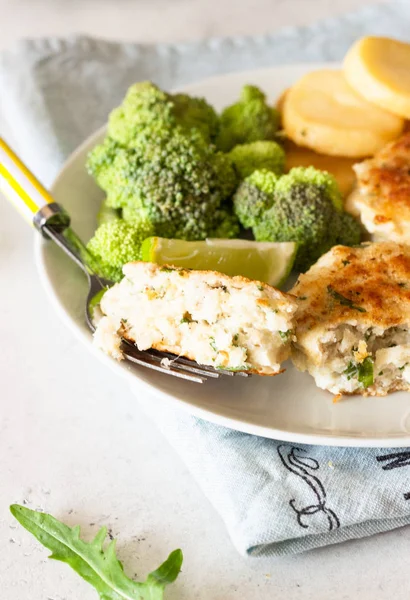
[343,356,374,388]
[208,284,229,293]
[279,330,291,341]
[180,312,193,324]
[343,361,358,380]
[358,357,374,388]
[209,337,218,352]
[327,285,366,313]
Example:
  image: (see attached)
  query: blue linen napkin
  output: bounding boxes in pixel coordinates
[1,1,410,557]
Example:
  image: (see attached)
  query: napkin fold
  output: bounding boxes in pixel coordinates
[145,404,410,556]
[1,0,410,557]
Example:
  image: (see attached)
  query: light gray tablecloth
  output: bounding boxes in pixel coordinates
[1,0,410,557]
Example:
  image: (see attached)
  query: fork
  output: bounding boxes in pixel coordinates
[0,137,249,383]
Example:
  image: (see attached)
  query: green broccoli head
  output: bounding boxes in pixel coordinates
[252,167,360,271]
[108,82,170,147]
[87,218,154,282]
[86,137,132,209]
[172,93,219,142]
[209,208,241,239]
[121,204,149,224]
[233,169,278,229]
[216,85,280,152]
[332,212,362,247]
[107,81,218,146]
[89,126,239,240]
[228,140,285,179]
[273,166,344,211]
[128,128,238,239]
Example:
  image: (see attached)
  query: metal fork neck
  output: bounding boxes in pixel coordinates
[33,202,71,236]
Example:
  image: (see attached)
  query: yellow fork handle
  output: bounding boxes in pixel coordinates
[0,137,56,224]
[0,137,70,233]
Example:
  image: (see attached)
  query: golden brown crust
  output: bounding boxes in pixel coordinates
[353,132,410,226]
[291,242,410,335]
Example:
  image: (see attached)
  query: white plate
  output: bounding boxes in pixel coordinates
[35,63,410,447]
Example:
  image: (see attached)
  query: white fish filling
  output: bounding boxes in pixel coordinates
[94,263,296,374]
[297,324,410,394]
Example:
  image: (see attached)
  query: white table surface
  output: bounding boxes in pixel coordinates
[2,1,410,598]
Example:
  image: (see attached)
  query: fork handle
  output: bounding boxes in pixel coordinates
[0,137,70,232]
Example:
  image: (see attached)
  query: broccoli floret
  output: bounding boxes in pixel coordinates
[108,81,218,146]
[216,85,280,152]
[273,166,344,212]
[210,208,241,238]
[228,141,285,179]
[87,136,120,186]
[335,212,362,246]
[108,82,170,147]
[233,169,278,229]
[89,126,239,240]
[87,218,154,282]
[122,204,148,224]
[237,166,361,271]
[87,137,132,209]
[172,93,219,142]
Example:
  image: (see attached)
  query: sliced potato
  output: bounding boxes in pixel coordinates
[283,139,357,197]
[344,37,410,119]
[275,88,289,113]
[282,69,404,157]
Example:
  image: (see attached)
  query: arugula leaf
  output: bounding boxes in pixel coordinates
[10,505,182,600]
[327,286,366,313]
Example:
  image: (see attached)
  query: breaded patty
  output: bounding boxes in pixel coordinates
[291,242,410,396]
[94,262,297,375]
[347,132,410,242]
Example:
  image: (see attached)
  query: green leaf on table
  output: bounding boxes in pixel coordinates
[10,504,182,600]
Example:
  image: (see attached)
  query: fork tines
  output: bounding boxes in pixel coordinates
[121,339,250,383]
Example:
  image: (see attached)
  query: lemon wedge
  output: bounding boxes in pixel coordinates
[140,237,297,287]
